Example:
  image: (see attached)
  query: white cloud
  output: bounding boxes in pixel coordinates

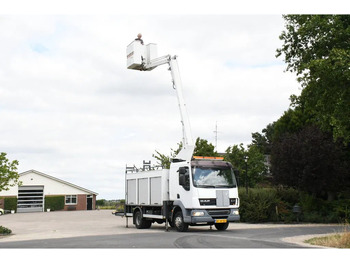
[0,15,300,199]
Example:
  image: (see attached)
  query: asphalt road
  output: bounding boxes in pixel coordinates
[0,210,344,248]
[0,225,342,248]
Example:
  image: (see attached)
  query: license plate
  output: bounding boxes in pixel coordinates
[215,219,227,223]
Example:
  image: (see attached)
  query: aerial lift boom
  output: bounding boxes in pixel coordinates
[126,35,194,161]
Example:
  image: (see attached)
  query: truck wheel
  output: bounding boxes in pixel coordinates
[214,222,229,231]
[169,219,175,228]
[174,211,188,232]
[134,210,152,229]
[143,220,152,229]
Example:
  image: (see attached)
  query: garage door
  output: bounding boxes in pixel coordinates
[17,186,44,213]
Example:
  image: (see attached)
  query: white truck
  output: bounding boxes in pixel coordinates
[119,35,240,232]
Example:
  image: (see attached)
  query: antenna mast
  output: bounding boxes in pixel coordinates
[214,121,218,151]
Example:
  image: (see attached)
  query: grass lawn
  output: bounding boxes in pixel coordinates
[305,232,350,248]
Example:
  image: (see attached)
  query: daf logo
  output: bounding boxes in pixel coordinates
[200,199,210,202]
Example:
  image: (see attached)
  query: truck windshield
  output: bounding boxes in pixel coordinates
[192,167,237,188]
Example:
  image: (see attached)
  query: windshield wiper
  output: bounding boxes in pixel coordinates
[196,185,215,188]
[215,185,234,188]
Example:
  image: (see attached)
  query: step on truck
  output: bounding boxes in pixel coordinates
[117,34,240,232]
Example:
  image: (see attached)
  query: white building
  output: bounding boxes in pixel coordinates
[0,170,98,213]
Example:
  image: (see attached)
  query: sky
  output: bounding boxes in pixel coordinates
[2,1,337,200]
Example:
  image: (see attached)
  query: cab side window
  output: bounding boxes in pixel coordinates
[178,166,190,191]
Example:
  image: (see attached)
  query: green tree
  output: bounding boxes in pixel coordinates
[193,137,218,157]
[153,142,182,169]
[252,94,315,153]
[96,199,106,206]
[247,144,268,185]
[0,152,21,192]
[224,144,246,176]
[271,125,349,200]
[225,144,267,188]
[251,123,275,155]
[153,138,218,168]
[277,15,350,142]
[273,107,308,140]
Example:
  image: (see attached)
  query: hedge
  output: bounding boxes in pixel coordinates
[239,188,280,223]
[238,187,350,223]
[4,197,17,212]
[44,196,64,211]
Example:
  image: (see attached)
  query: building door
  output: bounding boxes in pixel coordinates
[17,186,44,213]
[87,195,93,210]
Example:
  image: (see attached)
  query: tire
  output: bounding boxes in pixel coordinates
[169,219,175,228]
[174,211,188,232]
[134,210,143,229]
[0,211,3,216]
[134,210,152,229]
[143,220,152,229]
[215,222,229,231]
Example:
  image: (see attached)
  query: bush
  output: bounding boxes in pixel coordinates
[4,197,17,211]
[331,199,350,222]
[291,192,350,223]
[44,196,64,211]
[0,226,12,235]
[98,206,116,210]
[276,187,299,205]
[96,199,106,206]
[239,188,279,223]
[116,203,125,212]
[275,187,300,222]
[238,187,350,223]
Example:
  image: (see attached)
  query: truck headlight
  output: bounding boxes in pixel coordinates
[232,210,239,215]
[192,211,205,216]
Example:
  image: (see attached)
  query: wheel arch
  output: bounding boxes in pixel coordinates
[172,206,182,218]
[171,201,187,222]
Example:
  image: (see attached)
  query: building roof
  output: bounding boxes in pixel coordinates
[20,170,98,195]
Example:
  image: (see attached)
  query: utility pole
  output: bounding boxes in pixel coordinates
[214,121,218,151]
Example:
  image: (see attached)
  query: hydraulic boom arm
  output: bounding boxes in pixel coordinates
[127,36,194,160]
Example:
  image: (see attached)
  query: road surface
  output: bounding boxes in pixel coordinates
[0,210,344,248]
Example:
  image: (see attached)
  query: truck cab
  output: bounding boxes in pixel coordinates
[169,156,240,231]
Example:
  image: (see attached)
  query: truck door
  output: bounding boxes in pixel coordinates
[169,162,194,209]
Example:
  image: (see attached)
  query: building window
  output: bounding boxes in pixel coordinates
[65,195,77,205]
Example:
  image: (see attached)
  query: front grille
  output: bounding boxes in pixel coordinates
[200,198,238,206]
[199,198,216,206]
[207,209,230,218]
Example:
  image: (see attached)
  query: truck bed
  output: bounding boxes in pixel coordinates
[126,169,170,206]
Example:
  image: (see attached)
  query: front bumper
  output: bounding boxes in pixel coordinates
[184,208,240,224]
